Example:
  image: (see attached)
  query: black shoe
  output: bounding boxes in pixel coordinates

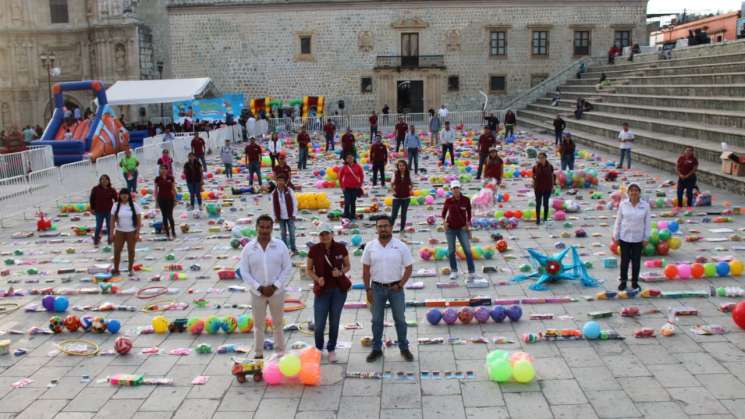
[631,283,642,293]
[618,281,627,291]
[400,349,414,362]
[536,220,541,225]
[366,350,383,362]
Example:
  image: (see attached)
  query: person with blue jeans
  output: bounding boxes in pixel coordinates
[617,122,634,169]
[404,125,420,174]
[89,174,117,246]
[306,225,351,363]
[271,174,298,254]
[442,181,478,280]
[183,152,203,210]
[244,137,262,187]
[559,133,576,170]
[362,215,414,362]
[119,149,139,193]
[297,127,310,170]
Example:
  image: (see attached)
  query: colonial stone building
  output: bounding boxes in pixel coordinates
[0,0,169,131]
[168,0,648,115]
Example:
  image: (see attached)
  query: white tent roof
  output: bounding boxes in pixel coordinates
[105,78,219,105]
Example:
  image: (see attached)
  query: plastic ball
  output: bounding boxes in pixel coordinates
[496,240,508,253]
[426,309,443,325]
[53,296,69,313]
[187,318,205,335]
[298,363,321,385]
[609,241,620,255]
[222,316,238,334]
[486,349,508,364]
[351,235,362,246]
[107,319,121,334]
[669,237,682,250]
[42,295,56,312]
[677,264,691,279]
[733,301,745,330]
[716,261,730,277]
[506,305,522,322]
[582,321,602,339]
[442,308,458,325]
[278,353,302,377]
[458,308,474,324]
[656,241,670,256]
[49,316,64,333]
[703,263,717,278]
[80,315,93,332]
[205,316,222,334]
[114,336,133,355]
[263,360,283,385]
[663,264,678,280]
[512,359,536,383]
[299,347,322,364]
[658,229,671,242]
[668,220,679,233]
[63,315,81,332]
[729,260,744,276]
[642,243,656,256]
[490,306,507,322]
[474,307,491,323]
[91,317,107,333]
[690,263,705,279]
[237,314,253,333]
[487,358,512,382]
[151,316,169,334]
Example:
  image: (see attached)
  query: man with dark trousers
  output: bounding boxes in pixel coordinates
[475,126,496,180]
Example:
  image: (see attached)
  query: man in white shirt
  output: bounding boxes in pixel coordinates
[617,122,634,169]
[362,215,414,362]
[437,104,449,121]
[439,120,456,166]
[238,214,293,358]
[270,174,299,254]
[256,115,269,139]
[246,114,257,140]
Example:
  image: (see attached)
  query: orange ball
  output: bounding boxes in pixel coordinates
[691,263,705,279]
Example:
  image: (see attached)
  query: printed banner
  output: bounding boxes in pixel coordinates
[172,93,245,124]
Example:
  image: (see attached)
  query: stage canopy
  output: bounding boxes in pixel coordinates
[105,78,220,105]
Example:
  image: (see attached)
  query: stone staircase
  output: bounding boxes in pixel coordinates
[517,39,745,194]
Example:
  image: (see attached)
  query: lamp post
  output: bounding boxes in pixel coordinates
[40,52,57,119]
[157,61,164,124]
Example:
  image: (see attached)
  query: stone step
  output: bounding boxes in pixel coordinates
[532,100,745,129]
[584,59,745,79]
[591,50,745,73]
[614,84,745,97]
[618,39,745,66]
[623,72,745,86]
[549,91,745,112]
[517,107,745,165]
[518,114,745,195]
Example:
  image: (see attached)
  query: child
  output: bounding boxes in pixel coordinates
[483,148,503,185]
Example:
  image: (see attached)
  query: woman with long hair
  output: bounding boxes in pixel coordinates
[612,183,651,292]
[154,165,177,240]
[339,153,364,222]
[390,159,413,233]
[111,188,142,276]
[89,175,117,246]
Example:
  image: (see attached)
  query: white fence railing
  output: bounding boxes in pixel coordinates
[0,146,55,180]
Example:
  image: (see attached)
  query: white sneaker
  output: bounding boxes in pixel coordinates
[449,272,459,280]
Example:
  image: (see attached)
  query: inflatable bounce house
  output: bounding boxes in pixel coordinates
[34,80,129,165]
[250,96,325,118]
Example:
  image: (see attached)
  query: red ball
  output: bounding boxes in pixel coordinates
[733,301,745,330]
[656,242,670,256]
[496,240,508,253]
[609,241,620,255]
[63,315,81,332]
[458,308,474,324]
[114,336,133,355]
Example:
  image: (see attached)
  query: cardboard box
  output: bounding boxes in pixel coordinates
[720,152,740,175]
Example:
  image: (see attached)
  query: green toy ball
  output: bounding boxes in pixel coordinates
[187,318,205,335]
[165,254,176,261]
[237,314,253,333]
[519,264,532,273]
[230,239,241,249]
[196,343,212,354]
[205,316,222,334]
[103,246,112,253]
[222,316,238,334]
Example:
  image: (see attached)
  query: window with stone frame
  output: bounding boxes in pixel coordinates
[448,75,460,92]
[531,74,548,87]
[489,75,506,93]
[50,0,69,24]
[300,36,312,55]
[531,31,549,56]
[574,31,591,56]
[614,30,631,48]
[360,77,373,94]
[489,31,507,56]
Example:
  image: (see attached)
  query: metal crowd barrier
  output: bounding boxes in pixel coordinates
[0,146,55,180]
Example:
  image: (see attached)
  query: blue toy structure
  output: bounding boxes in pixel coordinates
[513,246,599,291]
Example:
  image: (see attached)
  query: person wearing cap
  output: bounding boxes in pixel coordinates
[390,159,413,233]
[440,120,456,166]
[271,174,298,255]
[404,125,421,175]
[370,135,388,187]
[532,152,555,225]
[272,152,294,190]
[220,139,234,180]
[476,126,496,179]
[296,127,310,170]
[267,132,282,168]
[484,148,503,185]
[612,182,650,292]
[442,181,477,280]
[341,127,356,161]
[339,153,364,221]
[363,215,414,362]
[559,132,576,170]
[239,214,292,358]
[306,225,351,363]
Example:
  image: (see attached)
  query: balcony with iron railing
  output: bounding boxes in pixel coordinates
[374,55,446,70]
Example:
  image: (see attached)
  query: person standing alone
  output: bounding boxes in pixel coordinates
[394,117,408,153]
[119,149,139,193]
[553,114,566,146]
[404,125,421,175]
[245,137,263,187]
[429,109,441,147]
[676,147,698,209]
[191,132,207,172]
[532,152,555,225]
[440,120,456,167]
[271,174,299,255]
[220,139,234,180]
[617,122,634,169]
[296,127,311,170]
[370,135,388,187]
[476,127,496,179]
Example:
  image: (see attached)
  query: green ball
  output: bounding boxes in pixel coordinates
[165,254,176,261]
[649,231,659,245]
[487,358,512,382]
[658,229,671,242]
[519,264,532,273]
[643,243,656,256]
[230,238,241,249]
[703,263,717,277]
[205,316,222,334]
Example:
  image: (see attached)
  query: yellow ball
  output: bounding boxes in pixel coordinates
[730,259,744,276]
[384,196,393,207]
[151,316,169,334]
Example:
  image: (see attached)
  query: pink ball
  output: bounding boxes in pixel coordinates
[425,196,434,205]
[263,360,283,385]
[553,211,566,221]
[552,199,564,211]
[436,188,446,198]
[657,221,668,230]
[677,263,692,279]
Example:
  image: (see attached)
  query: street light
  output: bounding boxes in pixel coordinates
[157,61,164,124]
[40,52,58,118]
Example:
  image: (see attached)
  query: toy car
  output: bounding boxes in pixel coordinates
[231,358,264,383]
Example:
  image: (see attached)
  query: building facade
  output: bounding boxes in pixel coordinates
[168,0,648,115]
[653,11,741,45]
[0,0,168,131]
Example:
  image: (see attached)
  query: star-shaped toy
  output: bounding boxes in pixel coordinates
[513,246,599,291]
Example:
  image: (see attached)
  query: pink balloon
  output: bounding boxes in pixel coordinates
[677,263,692,279]
[263,360,283,385]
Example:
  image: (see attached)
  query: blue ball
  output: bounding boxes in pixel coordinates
[80,316,93,331]
[716,261,730,277]
[490,306,507,322]
[506,305,522,322]
[53,296,69,313]
[668,220,679,233]
[426,309,443,325]
[582,321,601,340]
[351,235,362,246]
[107,319,121,334]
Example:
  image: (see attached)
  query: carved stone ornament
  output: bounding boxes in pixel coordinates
[358,31,373,52]
[445,29,461,51]
[391,16,429,30]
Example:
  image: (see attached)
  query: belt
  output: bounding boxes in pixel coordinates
[372,281,398,288]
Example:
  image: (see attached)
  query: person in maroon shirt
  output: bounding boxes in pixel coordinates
[341,128,356,160]
[390,160,413,233]
[244,137,263,187]
[676,146,698,208]
[339,153,364,221]
[272,152,295,190]
[297,127,310,170]
[306,225,351,363]
[484,148,503,185]
[532,152,555,225]
[154,165,177,240]
[370,136,388,187]
[394,117,408,152]
[503,110,517,140]
[369,111,378,142]
[442,180,477,279]
[323,119,336,151]
[475,127,496,179]
[89,174,118,246]
[191,134,207,172]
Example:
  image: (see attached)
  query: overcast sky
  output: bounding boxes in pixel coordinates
[648,0,743,14]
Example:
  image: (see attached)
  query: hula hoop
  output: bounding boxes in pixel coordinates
[136,286,168,300]
[297,321,326,336]
[0,302,20,316]
[56,339,100,356]
[283,298,305,313]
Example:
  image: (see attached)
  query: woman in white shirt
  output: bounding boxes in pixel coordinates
[112,188,143,276]
[612,183,651,292]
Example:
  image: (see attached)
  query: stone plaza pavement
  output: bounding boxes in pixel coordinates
[0,127,744,419]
